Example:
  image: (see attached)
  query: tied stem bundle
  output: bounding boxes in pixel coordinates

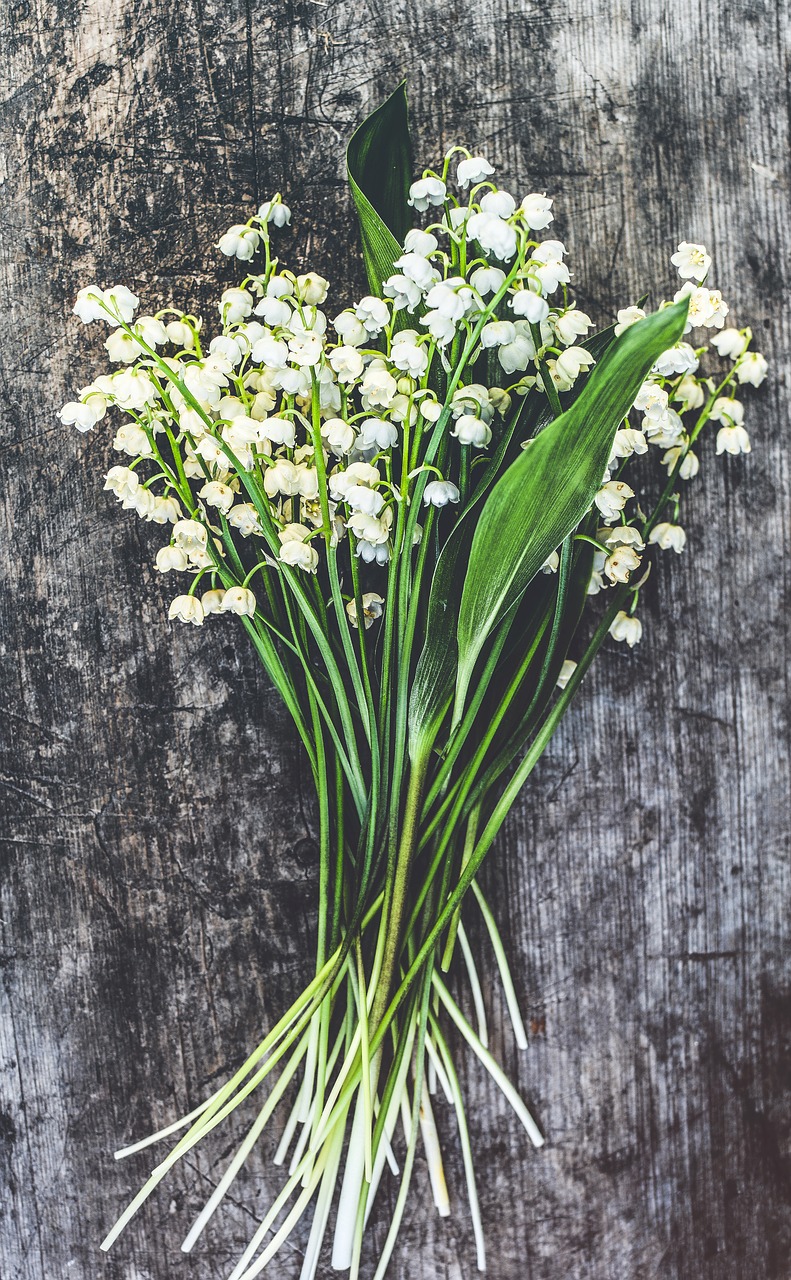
[60,85,766,1279]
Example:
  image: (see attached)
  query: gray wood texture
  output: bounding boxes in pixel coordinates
[1,2,790,1277]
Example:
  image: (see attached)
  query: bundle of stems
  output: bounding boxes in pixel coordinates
[60,85,765,1277]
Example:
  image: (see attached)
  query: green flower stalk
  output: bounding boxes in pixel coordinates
[59,84,766,1280]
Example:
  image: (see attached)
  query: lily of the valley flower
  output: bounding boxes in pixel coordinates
[716,424,751,455]
[553,309,592,346]
[423,480,460,507]
[408,176,446,210]
[711,328,749,360]
[218,224,260,261]
[221,586,257,616]
[451,415,491,447]
[604,545,642,584]
[551,346,595,391]
[661,446,700,479]
[74,284,139,326]
[609,610,643,647]
[614,306,646,336]
[169,594,205,625]
[346,592,386,629]
[258,198,291,227]
[595,480,634,523]
[649,522,687,553]
[670,241,712,282]
[155,545,189,573]
[736,351,768,387]
[197,589,223,614]
[457,156,495,187]
[59,399,105,433]
[520,193,553,230]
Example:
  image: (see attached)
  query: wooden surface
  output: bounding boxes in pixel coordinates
[1,2,790,1277]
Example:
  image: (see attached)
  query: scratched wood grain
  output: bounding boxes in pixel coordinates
[1,1,790,1277]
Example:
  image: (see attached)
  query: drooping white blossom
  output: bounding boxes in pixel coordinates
[595,480,634,523]
[614,306,646,336]
[661,446,700,480]
[649,522,687,553]
[457,156,495,188]
[74,284,139,326]
[609,428,648,463]
[408,176,446,210]
[258,198,291,227]
[510,289,549,324]
[59,399,105,433]
[604,545,642,584]
[470,265,506,297]
[551,346,595,391]
[520,194,553,230]
[451,415,491,448]
[735,351,768,387]
[155,545,189,573]
[711,328,749,360]
[295,273,329,306]
[466,211,517,261]
[609,611,643,647]
[346,592,385,629]
[716,424,751,455]
[169,594,204,625]
[653,342,699,377]
[674,282,729,331]
[201,589,227,614]
[403,228,438,256]
[218,225,260,261]
[553,309,592,346]
[423,480,460,508]
[221,586,257,615]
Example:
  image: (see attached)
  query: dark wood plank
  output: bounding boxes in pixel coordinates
[1,1,789,1277]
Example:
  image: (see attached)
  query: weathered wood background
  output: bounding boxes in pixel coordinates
[1,2,790,1277]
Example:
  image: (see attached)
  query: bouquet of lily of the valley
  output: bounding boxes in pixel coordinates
[60,85,766,1279]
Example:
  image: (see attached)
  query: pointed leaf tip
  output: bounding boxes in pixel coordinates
[347,83,413,296]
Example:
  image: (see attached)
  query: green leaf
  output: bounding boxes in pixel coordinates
[408,313,634,760]
[347,82,413,296]
[452,297,689,724]
[407,389,542,761]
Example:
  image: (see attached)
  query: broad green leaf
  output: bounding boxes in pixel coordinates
[347,82,413,297]
[408,316,626,761]
[479,531,595,783]
[452,298,689,724]
[407,388,542,761]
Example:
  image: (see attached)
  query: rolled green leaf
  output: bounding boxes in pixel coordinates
[346,82,413,296]
[452,297,689,724]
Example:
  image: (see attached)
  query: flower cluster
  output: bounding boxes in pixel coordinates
[56,173,595,587]
[60,158,766,665]
[574,245,766,648]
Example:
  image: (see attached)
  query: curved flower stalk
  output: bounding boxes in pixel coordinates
[60,88,766,1279]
